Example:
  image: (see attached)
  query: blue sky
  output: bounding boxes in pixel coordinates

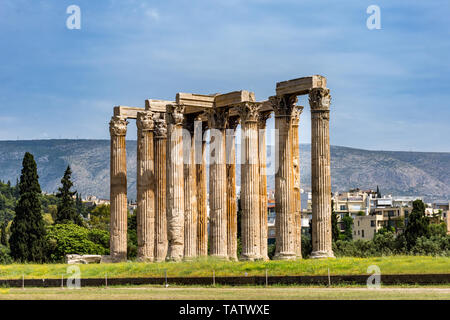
[0,0,449,151]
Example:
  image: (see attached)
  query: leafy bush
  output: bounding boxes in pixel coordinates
[46,223,109,262]
[0,244,12,264]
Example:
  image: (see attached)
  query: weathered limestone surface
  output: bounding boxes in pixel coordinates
[136,111,155,262]
[166,104,185,261]
[196,120,208,257]
[292,107,303,259]
[276,75,327,96]
[154,116,168,262]
[270,95,298,260]
[226,117,239,261]
[207,108,229,259]
[309,88,335,259]
[66,254,102,264]
[239,102,262,261]
[258,111,271,260]
[109,116,128,262]
[183,115,198,259]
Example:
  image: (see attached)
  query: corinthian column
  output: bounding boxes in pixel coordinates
[196,120,208,257]
[226,116,239,261]
[183,115,197,259]
[166,104,185,261]
[207,108,229,259]
[291,106,303,259]
[270,95,299,260]
[238,102,261,261]
[109,115,128,262]
[136,111,155,262]
[309,88,334,258]
[154,116,168,262]
[258,111,271,261]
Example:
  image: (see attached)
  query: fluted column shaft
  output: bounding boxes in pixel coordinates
[239,102,261,261]
[183,118,197,259]
[258,112,271,260]
[136,111,155,262]
[292,107,303,258]
[226,117,239,261]
[270,95,298,260]
[166,104,185,261]
[310,88,334,258]
[109,116,128,262]
[196,131,208,257]
[154,117,168,262]
[208,108,229,259]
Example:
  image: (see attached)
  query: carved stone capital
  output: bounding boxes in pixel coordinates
[291,106,304,126]
[309,87,331,111]
[258,111,272,129]
[269,94,298,117]
[207,108,229,129]
[237,102,261,123]
[154,118,167,139]
[166,103,185,125]
[136,111,154,132]
[109,116,128,136]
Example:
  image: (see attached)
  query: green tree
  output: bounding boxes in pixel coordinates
[89,204,110,230]
[331,200,340,242]
[340,214,353,241]
[404,199,430,250]
[9,152,47,262]
[55,166,82,226]
[376,185,381,198]
[0,222,8,246]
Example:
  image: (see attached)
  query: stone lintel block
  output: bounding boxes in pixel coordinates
[215,90,255,108]
[176,93,217,113]
[276,75,327,96]
[145,99,174,113]
[114,106,145,119]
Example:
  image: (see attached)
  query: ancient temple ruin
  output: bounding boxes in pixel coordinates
[108,75,334,262]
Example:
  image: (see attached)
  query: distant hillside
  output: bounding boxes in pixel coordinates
[0,140,449,202]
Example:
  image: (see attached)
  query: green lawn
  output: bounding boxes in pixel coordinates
[0,256,448,279]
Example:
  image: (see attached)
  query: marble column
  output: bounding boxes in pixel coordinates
[196,120,208,257]
[109,115,128,262]
[269,95,299,260]
[258,111,271,261]
[136,111,155,262]
[183,115,197,259]
[238,102,261,261]
[309,88,334,258]
[291,106,303,259]
[226,116,239,261]
[166,104,185,262]
[154,116,168,262]
[207,108,229,259]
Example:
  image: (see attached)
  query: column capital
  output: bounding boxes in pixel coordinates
[309,87,331,111]
[207,107,229,129]
[154,118,168,139]
[166,103,186,125]
[292,106,304,126]
[136,111,155,132]
[227,116,240,130]
[269,94,298,117]
[237,102,261,123]
[109,116,128,136]
[258,111,272,129]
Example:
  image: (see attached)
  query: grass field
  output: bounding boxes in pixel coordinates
[0,256,448,279]
[0,285,449,300]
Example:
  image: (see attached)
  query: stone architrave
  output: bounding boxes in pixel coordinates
[258,111,271,261]
[154,116,168,262]
[238,102,262,261]
[226,116,239,261]
[269,95,300,260]
[136,111,155,262]
[166,104,185,261]
[207,108,229,259]
[309,88,335,258]
[109,115,128,262]
[291,106,304,259]
[183,115,198,260]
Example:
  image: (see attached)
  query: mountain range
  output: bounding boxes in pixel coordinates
[0,140,449,203]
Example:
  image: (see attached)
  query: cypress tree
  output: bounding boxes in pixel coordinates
[9,152,47,262]
[55,166,83,226]
[331,200,340,242]
[376,185,381,198]
[0,222,7,246]
[404,199,430,250]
